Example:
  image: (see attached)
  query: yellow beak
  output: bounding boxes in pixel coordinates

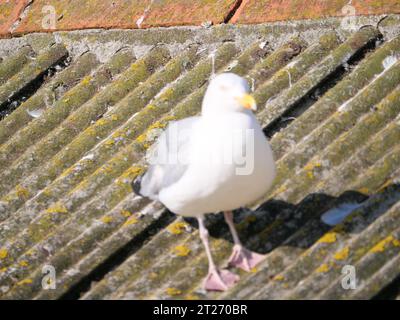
[237,94,257,111]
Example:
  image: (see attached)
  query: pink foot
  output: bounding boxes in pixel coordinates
[203,269,239,291]
[228,244,265,272]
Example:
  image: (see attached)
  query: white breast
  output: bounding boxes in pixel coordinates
[159,113,276,216]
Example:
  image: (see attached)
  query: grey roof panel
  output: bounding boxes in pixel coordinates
[0,22,399,300]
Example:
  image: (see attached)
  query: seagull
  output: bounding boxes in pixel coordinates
[132,73,276,291]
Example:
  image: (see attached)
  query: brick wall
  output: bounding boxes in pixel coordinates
[1,0,400,38]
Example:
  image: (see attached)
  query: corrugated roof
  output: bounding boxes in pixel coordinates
[0,20,399,300]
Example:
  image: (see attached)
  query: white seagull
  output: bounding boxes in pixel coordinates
[132,73,276,291]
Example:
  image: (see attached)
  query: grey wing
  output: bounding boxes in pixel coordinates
[135,116,199,200]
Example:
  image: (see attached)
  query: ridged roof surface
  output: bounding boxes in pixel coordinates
[0,18,400,299]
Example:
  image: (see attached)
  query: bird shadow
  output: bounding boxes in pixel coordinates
[181,185,399,255]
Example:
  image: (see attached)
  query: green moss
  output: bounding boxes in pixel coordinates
[272,33,400,161]
[0,46,206,260]
[0,43,243,298]
[258,28,381,128]
[0,46,34,86]
[0,44,67,106]
[0,51,135,194]
[266,37,400,203]
[0,53,99,145]
[248,37,305,86]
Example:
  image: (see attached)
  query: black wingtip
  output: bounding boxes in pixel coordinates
[131,174,144,197]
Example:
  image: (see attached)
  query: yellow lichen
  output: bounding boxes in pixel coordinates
[274,185,287,195]
[59,166,76,179]
[136,133,146,143]
[273,274,285,281]
[315,181,326,191]
[166,287,182,296]
[96,118,108,126]
[135,132,151,149]
[115,167,143,187]
[119,166,143,180]
[26,249,36,256]
[142,142,151,149]
[167,222,188,235]
[378,179,393,191]
[115,179,129,188]
[15,185,30,199]
[19,260,29,267]
[304,161,322,171]
[358,187,370,194]
[123,216,139,227]
[149,121,167,130]
[0,267,7,273]
[111,130,126,140]
[81,76,92,86]
[334,247,349,260]
[46,203,68,214]
[173,245,191,257]
[164,115,177,122]
[120,210,132,217]
[304,161,322,180]
[317,232,337,244]
[84,126,97,136]
[105,139,115,146]
[42,188,53,197]
[2,194,12,203]
[0,248,8,259]
[159,88,175,100]
[69,179,90,195]
[99,164,114,174]
[17,279,33,286]
[316,263,330,273]
[101,216,113,224]
[370,235,399,253]
[300,248,311,258]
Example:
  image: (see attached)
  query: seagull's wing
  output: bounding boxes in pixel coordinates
[133,116,200,200]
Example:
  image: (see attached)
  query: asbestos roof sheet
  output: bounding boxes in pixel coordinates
[0,20,399,300]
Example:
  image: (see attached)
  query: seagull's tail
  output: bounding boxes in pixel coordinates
[131,174,144,197]
[131,167,161,201]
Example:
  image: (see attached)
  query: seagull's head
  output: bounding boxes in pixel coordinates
[202,73,257,116]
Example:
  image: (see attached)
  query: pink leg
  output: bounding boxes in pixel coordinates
[198,216,239,291]
[224,211,265,272]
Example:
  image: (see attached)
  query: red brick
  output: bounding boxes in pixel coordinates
[15,0,152,34]
[0,0,30,38]
[231,0,400,24]
[141,0,240,28]
[14,0,240,35]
